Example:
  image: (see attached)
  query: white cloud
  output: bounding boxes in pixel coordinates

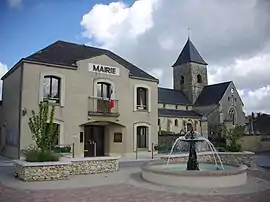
[0,63,8,100]
[81,0,160,48]
[7,0,22,8]
[80,0,270,114]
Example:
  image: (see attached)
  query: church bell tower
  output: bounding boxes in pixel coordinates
[172,38,208,104]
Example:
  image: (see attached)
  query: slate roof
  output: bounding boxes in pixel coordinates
[172,38,207,67]
[195,81,231,106]
[24,40,158,81]
[158,108,202,118]
[158,87,191,105]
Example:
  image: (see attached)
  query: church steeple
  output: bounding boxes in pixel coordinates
[172,38,208,104]
[172,38,207,67]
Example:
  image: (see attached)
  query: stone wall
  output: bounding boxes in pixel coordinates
[160,152,255,167]
[70,157,119,175]
[13,156,120,182]
[13,160,71,181]
[158,134,180,153]
[239,135,270,152]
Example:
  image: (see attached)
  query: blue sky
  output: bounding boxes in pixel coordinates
[0,0,132,68]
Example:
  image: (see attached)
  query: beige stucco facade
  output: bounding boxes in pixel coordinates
[1,54,158,159]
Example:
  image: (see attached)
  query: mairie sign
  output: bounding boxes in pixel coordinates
[88,63,120,76]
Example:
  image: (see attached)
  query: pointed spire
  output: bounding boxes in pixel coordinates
[172,38,207,67]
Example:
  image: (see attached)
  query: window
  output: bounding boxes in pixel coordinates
[182,121,186,129]
[187,123,192,131]
[45,123,60,146]
[174,119,178,126]
[194,121,198,131]
[175,105,178,109]
[197,74,202,83]
[43,76,61,103]
[96,82,112,113]
[80,132,83,143]
[136,87,148,110]
[228,97,230,101]
[163,104,166,108]
[180,76,184,84]
[228,108,236,125]
[97,82,111,99]
[137,126,148,149]
[186,105,188,110]
[158,118,160,126]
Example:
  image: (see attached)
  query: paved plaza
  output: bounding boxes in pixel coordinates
[1,153,270,202]
[1,159,270,202]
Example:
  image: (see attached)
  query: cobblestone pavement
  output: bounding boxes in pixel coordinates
[0,170,270,202]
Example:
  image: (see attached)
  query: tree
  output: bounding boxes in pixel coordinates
[28,102,57,152]
[223,125,245,152]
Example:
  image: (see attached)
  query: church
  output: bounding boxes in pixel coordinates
[157,38,246,137]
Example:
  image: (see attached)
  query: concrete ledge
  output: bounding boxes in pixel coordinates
[141,161,248,188]
[71,156,121,162]
[13,159,70,167]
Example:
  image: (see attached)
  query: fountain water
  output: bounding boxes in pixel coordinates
[166,130,224,170]
[141,130,248,188]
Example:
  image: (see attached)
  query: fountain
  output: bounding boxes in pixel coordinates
[166,129,224,171]
[141,130,248,188]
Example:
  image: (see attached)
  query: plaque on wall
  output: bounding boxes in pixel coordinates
[114,132,122,143]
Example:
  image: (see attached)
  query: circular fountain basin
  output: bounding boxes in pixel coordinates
[141,161,248,188]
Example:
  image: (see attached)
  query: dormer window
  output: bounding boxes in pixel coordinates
[43,76,61,103]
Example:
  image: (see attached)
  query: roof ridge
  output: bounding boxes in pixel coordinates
[158,87,176,90]
[56,40,108,51]
[205,81,231,87]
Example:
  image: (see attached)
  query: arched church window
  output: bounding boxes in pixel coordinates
[197,74,202,83]
[174,119,178,126]
[180,76,184,84]
[228,108,236,125]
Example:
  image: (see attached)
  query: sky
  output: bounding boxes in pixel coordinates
[1,0,270,114]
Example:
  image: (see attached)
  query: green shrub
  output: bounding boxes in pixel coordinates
[22,102,60,162]
[154,145,167,151]
[53,145,71,153]
[225,143,241,152]
[21,146,59,162]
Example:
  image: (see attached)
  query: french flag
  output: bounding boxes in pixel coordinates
[109,87,114,109]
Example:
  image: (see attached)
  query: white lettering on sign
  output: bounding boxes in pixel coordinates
[88,63,120,76]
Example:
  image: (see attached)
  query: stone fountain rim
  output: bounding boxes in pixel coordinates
[159,151,255,159]
[141,161,248,177]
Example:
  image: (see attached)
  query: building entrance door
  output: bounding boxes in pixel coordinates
[84,125,105,157]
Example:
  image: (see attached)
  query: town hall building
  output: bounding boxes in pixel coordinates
[0,38,245,159]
